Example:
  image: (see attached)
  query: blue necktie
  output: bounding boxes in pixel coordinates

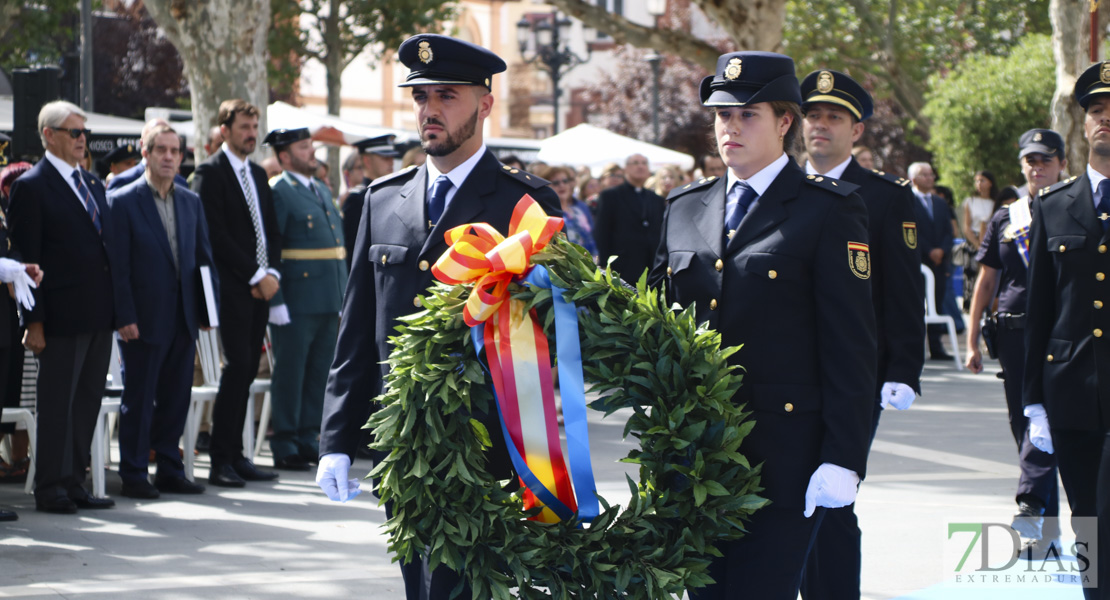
[1098,180,1110,232]
[428,175,453,226]
[72,171,101,234]
[920,193,934,220]
[724,181,757,239]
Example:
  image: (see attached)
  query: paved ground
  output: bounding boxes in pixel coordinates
[0,348,1088,599]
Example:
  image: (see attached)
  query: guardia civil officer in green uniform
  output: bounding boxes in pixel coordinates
[264,127,347,471]
[649,52,877,600]
[797,69,924,600]
[1024,60,1110,600]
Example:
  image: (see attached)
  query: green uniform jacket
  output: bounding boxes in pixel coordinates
[270,171,347,314]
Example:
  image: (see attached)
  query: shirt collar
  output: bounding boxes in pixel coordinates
[287,171,313,189]
[1088,164,1107,200]
[805,155,852,180]
[143,171,175,200]
[426,144,487,192]
[725,153,789,197]
[44,150,78,181]
[221,143,250,174]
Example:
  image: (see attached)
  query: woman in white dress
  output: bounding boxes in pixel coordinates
[963,170,998,249]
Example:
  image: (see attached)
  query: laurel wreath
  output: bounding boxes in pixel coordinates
[367,235,765,599]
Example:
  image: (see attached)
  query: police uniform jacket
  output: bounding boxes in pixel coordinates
[270,171,347,314]
[648,158,877,509]
[319,149,561,469]
[1024,173,1110,430]
[342,177,371,270]
[839,159,924,394]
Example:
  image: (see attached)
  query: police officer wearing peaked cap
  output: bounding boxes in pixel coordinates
[797,68,924,600]
[342,134,398,270]
[315,33,560,600]
[1024,60,1110,600]
[649,51,877,600]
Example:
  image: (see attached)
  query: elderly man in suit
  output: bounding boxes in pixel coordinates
[314,34,560,599]
[8,100,118,513]
[264,127,346,471]
[191,99,282,488]
[593,153,665,281]
[107,119,188,192]
[909,161,956,360]
[109,123,216,499]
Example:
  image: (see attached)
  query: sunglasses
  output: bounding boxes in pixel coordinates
[53,127,91,139]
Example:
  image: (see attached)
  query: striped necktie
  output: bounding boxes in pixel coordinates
[240,166,268,269]
[72,171,101,234]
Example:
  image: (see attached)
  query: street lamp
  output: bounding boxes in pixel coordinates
[516,11,591,134]
[646,0,666,145]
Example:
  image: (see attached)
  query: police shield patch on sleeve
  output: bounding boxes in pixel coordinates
[848,242,871,279]
[902,222,917,249]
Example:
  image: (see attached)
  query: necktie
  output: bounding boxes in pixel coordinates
[724,181,758,239]
[428,175,453,226]
[1098,180,1110,232]
[240,167,268,269]
[308,181,326,209]
[72,171,100,234]
[920,193,934,220]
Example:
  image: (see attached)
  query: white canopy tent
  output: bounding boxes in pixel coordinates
[535,123,695,176]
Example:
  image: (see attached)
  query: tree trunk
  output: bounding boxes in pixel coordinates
[1049,0,1109,172]
[322,0,344,194]
[145,0,272,164]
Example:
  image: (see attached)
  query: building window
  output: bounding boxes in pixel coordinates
[595,0,623,38]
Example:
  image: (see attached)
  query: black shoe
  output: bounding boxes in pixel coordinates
[35,496,77,514]
[155,475,206,494]
[232,457,279,481]
[1012,500,1045,539]
[208,464,247,488]
[195,431,211,452]
[120,479,160,499]
[69,489,115,509]
[273,455,312,471]
[0,509,16,521]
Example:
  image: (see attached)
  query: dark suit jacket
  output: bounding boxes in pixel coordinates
[107,161,188,192]
[0,212,19,347]
[839,159,924,393]
[1024,173,1110,431]
[190,150,281,314]
[593,181,665,283]
[342,177,371,270]
[108,177,217,345]
[8,159,117,336]
[319,149,561,464]
[912,190,954,265]
[649,160,877,509]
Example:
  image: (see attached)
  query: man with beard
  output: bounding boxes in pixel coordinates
[314,34,560,599]
[191,99,282,488]
[264,127,346,471]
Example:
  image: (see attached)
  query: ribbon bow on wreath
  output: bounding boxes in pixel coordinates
[432,195,599,523]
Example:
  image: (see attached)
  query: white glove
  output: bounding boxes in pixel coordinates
[10,269,36,311]
[804,462,860,518]
[316,452,361,502]
[880,381,916,410]
[268,304,291,325]
[1024,404,1054,454]
[0,258,24,283]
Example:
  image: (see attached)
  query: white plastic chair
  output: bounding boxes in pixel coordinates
[921,264,962,370]
[0,407,36,494]
[91,339,124,497]
[251,327,274,459]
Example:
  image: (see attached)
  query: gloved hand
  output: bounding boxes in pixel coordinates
[1024,404,1054,454]
[0,258,24,283]
[880,381,916,410]
[268,304,291,326]
[316,452,361,502]
[804,462,860,518]
[10,269,36,311]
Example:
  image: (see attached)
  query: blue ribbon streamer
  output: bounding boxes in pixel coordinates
[470,265,599,523]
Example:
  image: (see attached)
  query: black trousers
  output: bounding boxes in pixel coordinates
[0,301,25,432]
[117,302,196,483]
[33,330,113,500]
[1052,429,1110,600]
[210,291,268,465]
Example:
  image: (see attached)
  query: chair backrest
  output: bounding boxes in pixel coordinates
[920,264,940,318]
[107,335,123,389]
[196,328,222,386]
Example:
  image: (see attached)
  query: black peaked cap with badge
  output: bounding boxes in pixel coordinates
[102,143,141,166]
[397,34,507,90]
[353,134,399,157]
[700,51,802,107]
[800,69,873,121]
[1018,128,1065,160]
[1075,60,1110,109]
[263,127,311,150]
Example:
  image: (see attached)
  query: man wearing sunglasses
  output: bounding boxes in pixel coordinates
[8,100,120,513]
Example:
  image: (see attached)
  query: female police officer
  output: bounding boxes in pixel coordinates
[648,51,877,599]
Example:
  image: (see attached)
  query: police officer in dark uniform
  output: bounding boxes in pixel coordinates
[966,129,1066,557]
[797,69,924,600]
[649,51,877,600]
[314,34,560,600]
[341,134,398,270]
[1024,61,1110,600]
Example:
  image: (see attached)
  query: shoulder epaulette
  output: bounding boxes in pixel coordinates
[667,175,721,202]
[804,173,858,197]
[370,164,418,188]
[869,169,910,187]
[268,174,283,188]
[498,164,550,189]
[1038,175,1078,197]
